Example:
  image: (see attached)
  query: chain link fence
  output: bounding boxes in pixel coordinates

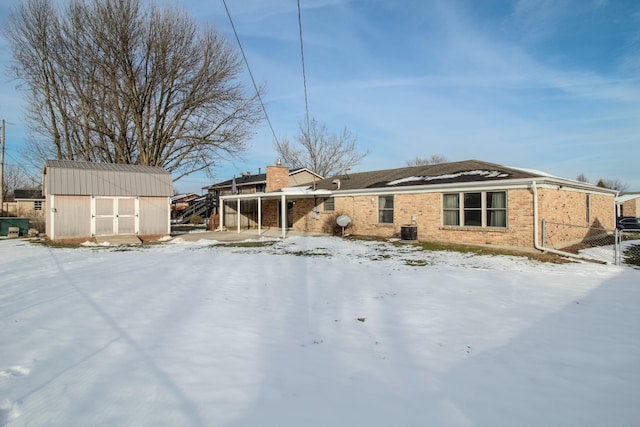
[618,230,640,267]
[541,220,640,266]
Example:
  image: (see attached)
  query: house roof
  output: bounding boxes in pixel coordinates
[616,193,640,204]
[311,160,616,194]
[205,167,320,190]
[171,193,200,203]
[14,189,44,200]
[311,160,539,191]
[44,160,173,197]
[219,160,617,201]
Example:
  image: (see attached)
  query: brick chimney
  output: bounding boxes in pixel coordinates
[266,161,289,192]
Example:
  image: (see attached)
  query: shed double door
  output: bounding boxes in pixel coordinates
[94,197,137,236]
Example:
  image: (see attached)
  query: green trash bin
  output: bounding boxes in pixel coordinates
[0,218,30,237]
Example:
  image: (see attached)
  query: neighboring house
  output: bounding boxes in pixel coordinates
[616,193,640,217]
[14,189,46,218]
[205,164,323,228]
[171,193,200,219]
[219,160,617,251]
[43,160,173,240]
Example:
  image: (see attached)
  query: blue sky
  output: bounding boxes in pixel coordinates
[1,0,639,193]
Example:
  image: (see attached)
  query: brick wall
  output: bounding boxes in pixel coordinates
[297,189,537,248]
[261,186,615,250]
[620,198,639,217]
[262,200,279,227]
[266,165,289,192]
[538,187,615,248]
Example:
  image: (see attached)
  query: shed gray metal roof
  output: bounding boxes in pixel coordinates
[44,160,173,196]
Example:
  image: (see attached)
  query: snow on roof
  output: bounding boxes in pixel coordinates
[505,166,554,177]
[616,193,640,203]
[279,186,332,196]
[386,170,510,186]
[281,186,311,192]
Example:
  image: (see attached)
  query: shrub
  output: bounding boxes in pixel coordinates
[323,211,352,236]
[190,214,203,225]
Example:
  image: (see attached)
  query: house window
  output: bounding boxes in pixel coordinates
[256,184,266,193]
[486,192,507,227]
[586,194,591,224]
[34,200,42,211]
[464,193,482,226]
[324,197,335,211]
[378,195,394,224]
[443,191,507,227]
[443,194,460,225]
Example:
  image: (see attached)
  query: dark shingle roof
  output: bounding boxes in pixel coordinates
[14,189,44,199]
[313,160,543,191]
[205,168,308,189]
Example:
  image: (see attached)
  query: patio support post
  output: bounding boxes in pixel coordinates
[258,196,262,236]
[237,198,241,233]
[220,200,224,230]
[281,194,286,239]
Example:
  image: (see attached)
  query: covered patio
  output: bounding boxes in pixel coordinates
[219,186,332,238]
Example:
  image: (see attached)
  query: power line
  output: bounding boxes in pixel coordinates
[221,0,280,146]
[297,0,311,137]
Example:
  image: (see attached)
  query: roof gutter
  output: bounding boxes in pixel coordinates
[320,176,618,198]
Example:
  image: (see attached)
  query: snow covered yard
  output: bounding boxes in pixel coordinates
[1,236,639,427]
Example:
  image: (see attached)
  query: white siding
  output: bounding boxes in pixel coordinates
[50,195,92,239]
[139,197,170,235]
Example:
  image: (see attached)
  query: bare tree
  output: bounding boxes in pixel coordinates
[274,118,368,178]
[596,178,628,192]
[576,173,588,183]
[7,0,262,181]
[2,164,38,201]
[406,154,448,167]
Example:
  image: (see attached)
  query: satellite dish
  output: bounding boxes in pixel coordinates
[336,215,351,237]
[336,215,351,227]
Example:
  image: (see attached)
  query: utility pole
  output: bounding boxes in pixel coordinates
[0,119,4,216]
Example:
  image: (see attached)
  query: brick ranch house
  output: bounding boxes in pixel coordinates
[219,160,617,252]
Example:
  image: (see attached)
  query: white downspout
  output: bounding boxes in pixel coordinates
[532,181,541,251]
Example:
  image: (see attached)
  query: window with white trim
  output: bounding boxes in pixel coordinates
[443,194,460,226]
[378,195,394,224]
[443,191,507,227]
[324,197,335,211]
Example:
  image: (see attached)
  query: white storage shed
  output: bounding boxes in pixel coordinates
[44,160,173,240]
